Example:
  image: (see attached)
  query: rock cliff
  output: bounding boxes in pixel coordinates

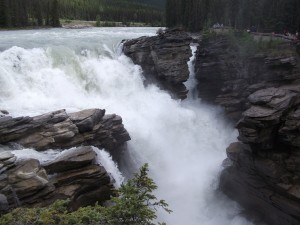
[122,29,300,225]
[0,108,130,213]
[220,87,300,225]
[195,34,300,225]
[195,34,300,121]
[123,28,192,99]
[0,108,130,154]
[0,146,113,212]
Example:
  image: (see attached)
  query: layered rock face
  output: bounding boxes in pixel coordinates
[122,29,300,224]
[123,28,192,99]
[195,34,300,224]
[220,87,300,225]
[0,108,130,153]
[0,146,113,212]
[195,35,300,121]
[0,108,130,213]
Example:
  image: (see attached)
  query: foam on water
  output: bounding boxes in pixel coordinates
[0,28,253,225]
[93,147,124,188]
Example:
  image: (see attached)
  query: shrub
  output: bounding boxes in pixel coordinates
[0,164,171,225]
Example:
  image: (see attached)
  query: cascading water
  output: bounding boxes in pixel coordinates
[185,43,198,98]
[0,28,253,225]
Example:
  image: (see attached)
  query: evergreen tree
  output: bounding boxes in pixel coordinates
[96,14,101,27]
[51,0,60,27]
[35,0,43,26]
[165,0,300,32]
[0,0,6,27]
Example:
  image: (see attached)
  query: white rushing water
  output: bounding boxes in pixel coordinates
[0,27,253,225]
[11,147,124,188]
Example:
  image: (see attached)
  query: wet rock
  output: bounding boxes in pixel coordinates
[7,159,50,198]
[0,109,130,153]
[195,35,300,122]
[123,28,192,99]
[44,146,96,174]
[0,194,8,212]
[197,34,300,224]
[0,110,9,118]
[220,88,300,224]
[0,152,15,161]
[0,147,115,212]
[237,88,298,150]
[0,152,16,175]
[265,56,297,68]
[279,106,300,148]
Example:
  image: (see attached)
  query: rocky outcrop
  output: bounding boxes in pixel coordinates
[122,30,300,224]
[123,28,192,99]
[0,108,130,213]
[0,146,114,213]
[195,34,300,225]
[220,87,300,225]
[195,35,300,121]
[0,110,9,118]
[0,108,130,154]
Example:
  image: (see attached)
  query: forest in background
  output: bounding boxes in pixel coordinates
[166,0,300,33]
[0,0,165,28]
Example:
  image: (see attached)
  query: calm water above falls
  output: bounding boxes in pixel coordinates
[0,27,253,225]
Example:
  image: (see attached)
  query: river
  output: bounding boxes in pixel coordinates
[0,27,253,225]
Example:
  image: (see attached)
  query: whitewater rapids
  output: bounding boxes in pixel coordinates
[0,27,253,225]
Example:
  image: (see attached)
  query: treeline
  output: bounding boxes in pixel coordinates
[166,0,300,33]
[0,0,60,28]
[59,0,163,25]
[0,0,164,28]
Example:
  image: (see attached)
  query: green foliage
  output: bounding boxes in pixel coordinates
[0,164,171,225]
[95,15,101,27]
[166,0,300,32]
[51,0,60,27]
[0,0,164,28]
[226,31,293,59]
[202,28,217,41]
[103,164,171,225]
[227,31,259,58]
[0,200,69,225]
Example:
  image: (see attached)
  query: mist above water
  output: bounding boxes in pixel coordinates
[0,28,253,225]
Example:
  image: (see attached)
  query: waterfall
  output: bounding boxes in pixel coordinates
[185,43,199,99]
[0,28,253,225]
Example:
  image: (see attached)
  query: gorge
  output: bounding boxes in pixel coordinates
[122,29,300,225]
[1,27,299,225]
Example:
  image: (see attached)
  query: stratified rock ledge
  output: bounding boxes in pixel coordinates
[220,87,300,225]
[0,146,114,212]
[0,108,131,153]
[0,108,131,213]
[123,28,192,99]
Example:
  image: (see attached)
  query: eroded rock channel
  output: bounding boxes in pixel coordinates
[123,29,300,225]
